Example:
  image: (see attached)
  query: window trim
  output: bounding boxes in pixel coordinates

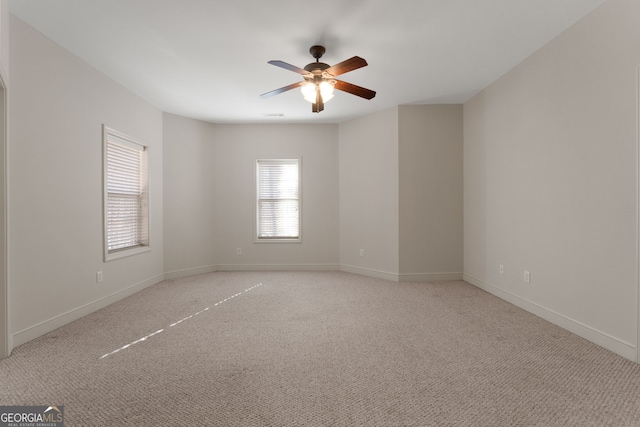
[255,157,302,243]
[103,125,151,261]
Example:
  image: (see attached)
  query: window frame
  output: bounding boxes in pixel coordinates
[255,157,302,243]
[103,125,150,261]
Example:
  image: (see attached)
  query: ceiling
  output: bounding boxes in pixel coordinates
[9,0,607,124]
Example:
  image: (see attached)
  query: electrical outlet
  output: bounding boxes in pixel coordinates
[96,271,103,283]
[359,249,364,257]
[524,271,531,284]
[499,265,504,274]
[236,248,242,255]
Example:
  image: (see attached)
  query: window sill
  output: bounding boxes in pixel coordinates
[254,238,302,244]
[105,245,151,262]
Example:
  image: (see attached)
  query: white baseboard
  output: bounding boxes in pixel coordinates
[216,263,339,272]
[340,265,463,283]
[464,273,637,363]
[164,265,217,280]
[12,273,165,348]
[340,265,400,282]
[399,272,463,282]
[163,265,462,284]
[165,263,341,280]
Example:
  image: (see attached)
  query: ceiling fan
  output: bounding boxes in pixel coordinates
[261,45,376,113]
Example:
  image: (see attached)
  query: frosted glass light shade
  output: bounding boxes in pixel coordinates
[301,81,334,103]
[301,82,317,103]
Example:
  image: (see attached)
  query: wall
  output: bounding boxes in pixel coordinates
[0,0,8,79]
[338,105,463,282]
[163,113,216,278]
[213,124,339,270]
[398,105,463,281]
[463,0,640,361]
[339,107,399,280]
[9,16,164,346]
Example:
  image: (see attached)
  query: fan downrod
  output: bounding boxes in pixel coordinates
[305,45,330,72]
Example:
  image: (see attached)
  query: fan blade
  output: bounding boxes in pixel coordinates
[334,80,376,100]
[260,81,303,98]
[325,56,368,76]
[268,60,309,75]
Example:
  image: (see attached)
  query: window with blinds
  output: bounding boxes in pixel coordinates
[256,159,301,241]
[103,126,149,260]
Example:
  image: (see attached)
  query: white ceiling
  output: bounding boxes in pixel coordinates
[9,0,607,124]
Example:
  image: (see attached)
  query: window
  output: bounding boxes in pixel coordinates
[256,158,301,241]
[103,126,149,260]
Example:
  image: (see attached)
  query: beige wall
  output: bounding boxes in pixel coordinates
[213,124,339,270]
[163,113,216,277]
[163,121,340,273]
[9,16,164,346]
[399,105,463,281]
[464,0,640,361]
[339,105,463,282]
[166,106,463,283]
[339,107,400,280]
[0,0,8,80]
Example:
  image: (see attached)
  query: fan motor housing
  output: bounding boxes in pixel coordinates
[304,62,330,73]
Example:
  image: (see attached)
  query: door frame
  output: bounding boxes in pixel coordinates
[0,69,7,359]
[637,66,640,364]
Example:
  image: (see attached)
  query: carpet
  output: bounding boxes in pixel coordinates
[1,271,639,426]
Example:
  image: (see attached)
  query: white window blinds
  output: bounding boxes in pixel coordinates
[105,129,149,256]
[256,159,300,240]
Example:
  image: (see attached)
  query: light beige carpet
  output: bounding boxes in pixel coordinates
[1,271,640,426]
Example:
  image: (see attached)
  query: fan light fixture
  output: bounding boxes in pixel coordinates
[301,81,335,103]
[261,45,376,113]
